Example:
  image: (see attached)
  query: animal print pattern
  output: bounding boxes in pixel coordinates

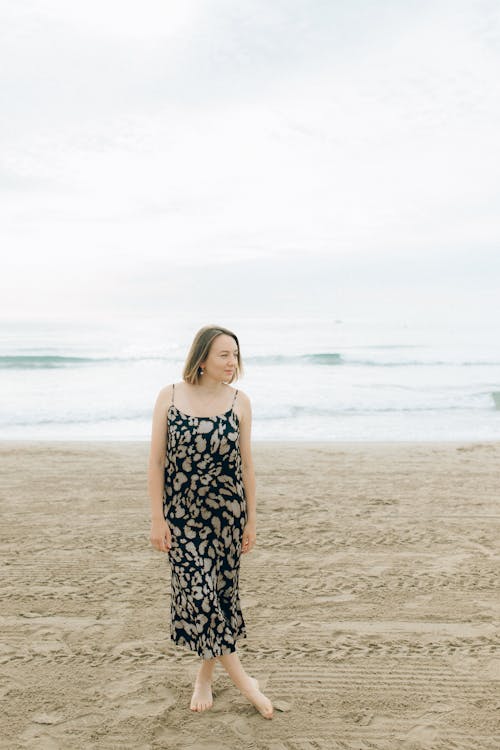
[163,384,248,659]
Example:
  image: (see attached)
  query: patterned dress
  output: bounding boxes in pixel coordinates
[163,383,248,658]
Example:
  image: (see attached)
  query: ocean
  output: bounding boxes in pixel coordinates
[1,315,499,442]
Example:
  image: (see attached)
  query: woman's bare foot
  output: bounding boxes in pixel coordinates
[190,675,213,712]
[240,676,273,719]
[189,660,216,712]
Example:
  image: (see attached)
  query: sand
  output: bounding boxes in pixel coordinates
[1,440,499,749]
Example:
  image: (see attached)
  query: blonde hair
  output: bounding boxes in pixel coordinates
[182,325,243,385]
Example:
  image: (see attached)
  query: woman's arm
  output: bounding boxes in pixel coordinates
[147,385,170,522]
[238,392,257,553]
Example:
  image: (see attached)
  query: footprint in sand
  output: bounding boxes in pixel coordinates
[401,722,439,749]
[482,658,500,680]
[99,671,177,719]
[182,743,235,750]
[31,712,65,726]
[18,724,62,749]
[115,685,176,720]
[224,712,254,739]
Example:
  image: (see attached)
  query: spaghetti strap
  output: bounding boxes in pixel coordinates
[231,389,239,409]
[171,383,175,406]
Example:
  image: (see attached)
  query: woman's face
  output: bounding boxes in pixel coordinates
[201,334,239,382]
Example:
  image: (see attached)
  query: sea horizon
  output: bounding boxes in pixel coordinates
[2,313,499,443]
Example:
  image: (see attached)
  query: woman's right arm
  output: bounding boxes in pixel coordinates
[147,385,172,552]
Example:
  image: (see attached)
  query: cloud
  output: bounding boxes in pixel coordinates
[1,0,499,320]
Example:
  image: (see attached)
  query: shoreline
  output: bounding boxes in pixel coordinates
[2,438,500,447]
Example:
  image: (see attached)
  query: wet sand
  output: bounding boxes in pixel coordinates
[1,440,499,749]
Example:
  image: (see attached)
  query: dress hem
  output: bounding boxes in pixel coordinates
[170,629,248,659]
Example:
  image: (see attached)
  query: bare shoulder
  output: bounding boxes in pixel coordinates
[232,386,249,401]
[150,383,176,460]
[156,382,176,408]
[233,387,251,418]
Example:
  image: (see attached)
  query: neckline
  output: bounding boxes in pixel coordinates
[169,403,239,424]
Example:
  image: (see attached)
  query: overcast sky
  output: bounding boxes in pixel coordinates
[1,0,499,322]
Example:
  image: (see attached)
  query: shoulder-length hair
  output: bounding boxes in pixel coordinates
[182,325,243,385]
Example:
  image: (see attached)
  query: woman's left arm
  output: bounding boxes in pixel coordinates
[238,391,257,553]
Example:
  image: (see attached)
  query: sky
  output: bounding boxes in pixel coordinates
[1,0,499,323]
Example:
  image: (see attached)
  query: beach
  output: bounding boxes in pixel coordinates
[1,440,499,749]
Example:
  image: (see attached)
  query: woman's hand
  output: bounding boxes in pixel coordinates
[242,520,256,554]
[150,518,172,553]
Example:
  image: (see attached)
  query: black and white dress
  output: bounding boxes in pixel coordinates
[163,383,248,658]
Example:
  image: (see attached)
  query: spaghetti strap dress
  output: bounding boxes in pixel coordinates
[163,383,248,659]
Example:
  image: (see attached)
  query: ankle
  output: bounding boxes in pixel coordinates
[239,674,257,693]
[197,666,214,682]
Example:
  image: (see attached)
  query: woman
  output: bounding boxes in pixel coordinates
[148,324,273,719]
